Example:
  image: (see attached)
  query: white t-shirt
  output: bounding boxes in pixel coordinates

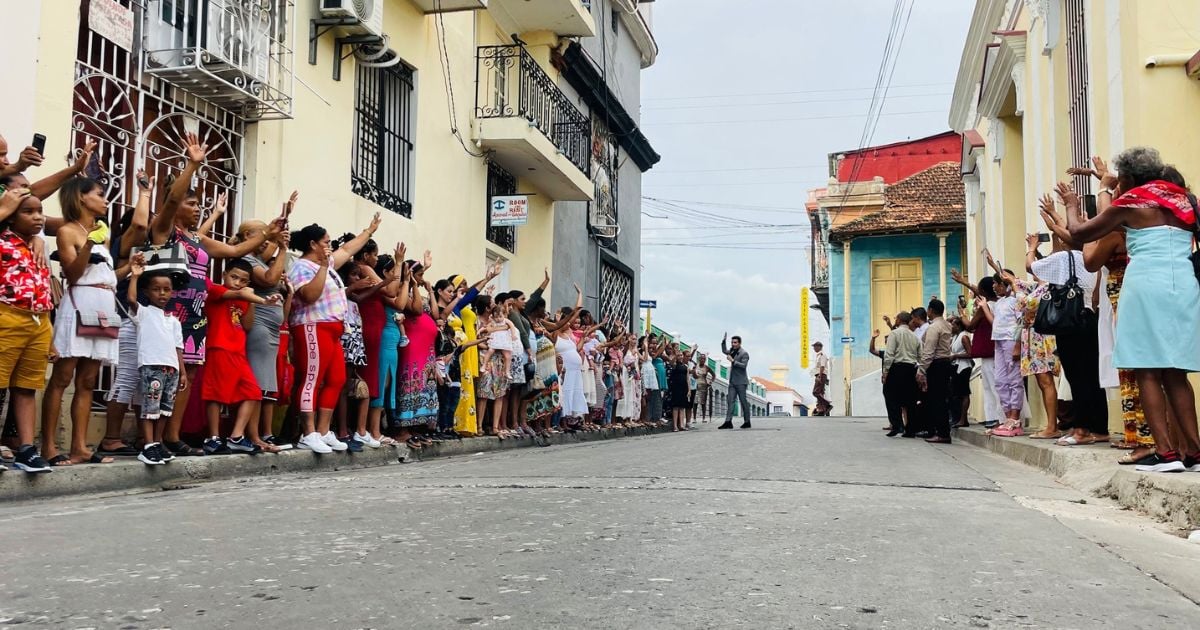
[132,305,184,369]
[952,331,973,372]
[915,322,930,342]
[990,296,1020,341]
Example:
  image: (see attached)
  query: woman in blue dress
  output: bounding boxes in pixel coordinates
[1065,147,1200,473]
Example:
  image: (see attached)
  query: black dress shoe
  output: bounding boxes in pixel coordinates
[740,423,752,429]
[915,431,933,439]
[901,433,917,438]
[886,429,902,437]
[717,422,734,430]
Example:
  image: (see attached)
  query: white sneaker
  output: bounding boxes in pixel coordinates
[322,431,349,452]
[297,432,333,454]
[354,432,382,448]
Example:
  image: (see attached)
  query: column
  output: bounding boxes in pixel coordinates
[937,232,949,304]
[842,240,852,416]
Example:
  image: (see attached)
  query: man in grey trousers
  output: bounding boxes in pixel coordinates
[718,333,752,430]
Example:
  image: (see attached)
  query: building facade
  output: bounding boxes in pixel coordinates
[551,0,660,325]
[808,135,966,415]
[4,0,657,323]
[948,0,1200,430]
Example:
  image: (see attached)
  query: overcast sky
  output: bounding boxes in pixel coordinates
[637,0,974,393]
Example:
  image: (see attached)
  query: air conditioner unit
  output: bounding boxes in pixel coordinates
[321,0,385,38]
[145,0,274,85]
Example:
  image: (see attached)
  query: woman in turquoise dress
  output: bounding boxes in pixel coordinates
[1065,147,1200,473]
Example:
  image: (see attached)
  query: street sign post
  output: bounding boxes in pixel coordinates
[640,300,656,334]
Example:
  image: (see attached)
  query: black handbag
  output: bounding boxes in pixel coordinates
[1033,252,1085,335]
[1188,194,1200,285]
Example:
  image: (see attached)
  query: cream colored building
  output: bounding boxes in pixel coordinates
[948,0,1200,429]
[5,0,655,303]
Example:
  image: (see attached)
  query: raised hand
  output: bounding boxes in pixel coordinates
[72,139,98,174]
[130,252,146,276]
[283,190,298,219]
[394,241,406,263]
[16,146,44,170]
[1026,233,1041,249]
[573,282,582,295]
[1054,181,1079,207]
[983,248,995,265]
[872,329,881,338]
[544,267,550,284]
[183,131,209,164]
[1094,156,1118,190]
[136,169,155,194]
[949,268,964,284]
[422,249,432,270]
[317,244,332,266]
[0,186,30,214]
[367,211,382,234]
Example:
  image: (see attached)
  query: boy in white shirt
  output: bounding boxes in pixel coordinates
[127,258,186,466]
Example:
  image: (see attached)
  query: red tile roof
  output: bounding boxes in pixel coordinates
[751,377,802,396]
[829,161,965,242]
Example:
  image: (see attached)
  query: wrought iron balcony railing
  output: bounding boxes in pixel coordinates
[476,45,591,176]
[143,0,295,120]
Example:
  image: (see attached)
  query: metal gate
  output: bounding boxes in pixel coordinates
[73,0,246,407]
[599,260,633,329]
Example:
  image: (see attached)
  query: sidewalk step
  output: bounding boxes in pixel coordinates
[0,426,672,503]
[954,425,1200,529]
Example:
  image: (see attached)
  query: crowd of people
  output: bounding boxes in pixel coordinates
[870,147,1200,474]
[0,130,730,474]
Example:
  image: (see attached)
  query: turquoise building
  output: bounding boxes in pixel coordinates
[825,162,967,361]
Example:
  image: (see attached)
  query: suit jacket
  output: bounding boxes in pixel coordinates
[721,339,750,386]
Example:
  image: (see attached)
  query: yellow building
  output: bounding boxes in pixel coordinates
[5,0,655,298]
[949,0,1200,430]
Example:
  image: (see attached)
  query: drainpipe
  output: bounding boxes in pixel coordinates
[1144,54,1193,69]
[937,232,949,303]
[842,240,852,417]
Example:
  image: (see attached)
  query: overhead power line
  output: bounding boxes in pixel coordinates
[643,109,942,127]
[642,81,954,102]
[641,91,951,112]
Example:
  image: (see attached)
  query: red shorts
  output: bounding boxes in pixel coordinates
[292,321,346,413]
[201,348,263,405]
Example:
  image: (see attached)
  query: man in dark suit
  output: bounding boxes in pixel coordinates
[719,333,752,429]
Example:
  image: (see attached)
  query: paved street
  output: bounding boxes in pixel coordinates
[4,418,1200,629]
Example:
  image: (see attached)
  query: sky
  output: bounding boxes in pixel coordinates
[637,0,975,395]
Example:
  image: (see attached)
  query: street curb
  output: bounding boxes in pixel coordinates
[954,425,1200,529]
[0,425,673,503]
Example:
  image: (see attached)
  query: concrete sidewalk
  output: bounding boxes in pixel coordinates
[0,424,672,502]
[954,424,1200,530]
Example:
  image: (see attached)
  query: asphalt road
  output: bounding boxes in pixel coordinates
[3,417,1200,629]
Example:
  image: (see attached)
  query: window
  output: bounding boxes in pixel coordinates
[352,61,415,217]
[486,161,517,252]
[870,259,923,334]
[589,115,619,246]
[1065,0,1091,195]
[599,260,633,327]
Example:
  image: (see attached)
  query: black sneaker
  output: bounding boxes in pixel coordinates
[717,422,734,430]
[203,437,232,455]
[157,443,176,462]
[139,443,166,466]
[226,436,259,453]
[1134,452,1186,473]
[1184,453,1200,473]
[343,436,364,453]
[13,444,51,473]
[740,422,752,429]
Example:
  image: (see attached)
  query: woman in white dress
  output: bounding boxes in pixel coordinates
[42,177,124,466]
[615,338,641,424]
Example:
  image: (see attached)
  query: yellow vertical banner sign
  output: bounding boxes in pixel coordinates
[799,287,810,369]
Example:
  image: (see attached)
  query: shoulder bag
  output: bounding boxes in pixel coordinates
[1033,253,1084,335]
[70,284,122,339]
[132,241,192,290]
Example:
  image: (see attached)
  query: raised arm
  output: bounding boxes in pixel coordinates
[30,140,95,200]
[331,212,382,270]
[196,192,227,238]
[949,268,979,298]
[119,170,154,259]
[295,248,331,305]
[1061,181,1129,244]
[1038,193,1076,248]
[151,132,207,245]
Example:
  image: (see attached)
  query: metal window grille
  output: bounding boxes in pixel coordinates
[589,115,619,248]
[599,261,633,328]
[352,61,415,217]
[74,0,246,410]
[1064,0,1091,195]
[486,161,517,252]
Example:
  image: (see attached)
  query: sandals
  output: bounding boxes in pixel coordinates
[164,441,205,457]
[1029,432,1064,440]
[404,436,423,449]
[48,454,74,467]
[97,442,139,457]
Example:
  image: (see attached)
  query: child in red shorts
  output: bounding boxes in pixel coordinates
[202,258,282,454]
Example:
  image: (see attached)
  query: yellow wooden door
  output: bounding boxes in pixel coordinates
[871,259,923,333]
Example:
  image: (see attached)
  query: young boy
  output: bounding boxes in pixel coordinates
[127,258,186,465]
[0,190,54,473]
[202,258,282,455]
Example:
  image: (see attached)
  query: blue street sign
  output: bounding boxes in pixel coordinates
[639,300,657,308]
[840,336,855,344]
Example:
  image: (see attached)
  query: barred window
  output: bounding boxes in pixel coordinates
[1065,0,1091,195]
[352,61,415,217]
[486,161,517,252]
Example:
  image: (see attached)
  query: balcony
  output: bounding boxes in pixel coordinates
[143,0,294,120]
[487,0,596,38]
[475,45,592,201]
[409,0,488,12]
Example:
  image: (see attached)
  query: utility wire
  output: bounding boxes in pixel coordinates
[644,109,942,127]
[642,81,953,102]
[641,91,951,112]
